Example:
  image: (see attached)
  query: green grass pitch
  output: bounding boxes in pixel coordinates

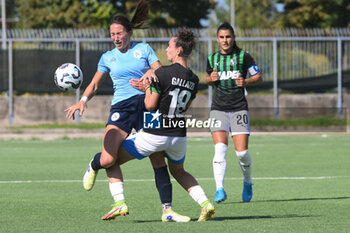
[0,135,349,233]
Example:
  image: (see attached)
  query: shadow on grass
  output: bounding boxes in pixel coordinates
[221,196,350,204]
[133,214,313,223]
[211,214,314,221]
[255,196,350,203]
[133,197,350,223]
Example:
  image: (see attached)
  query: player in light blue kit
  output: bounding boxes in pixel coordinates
[65,0,187,222]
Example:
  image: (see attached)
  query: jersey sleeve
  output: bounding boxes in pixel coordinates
[150,67,163,94]
[191,77,199,100]
[145,43,159,66]
[243,52,261,76]
[97,53,110,74]
[206,57,213,74]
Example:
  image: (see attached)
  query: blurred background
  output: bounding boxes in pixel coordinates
[0,0,349,129]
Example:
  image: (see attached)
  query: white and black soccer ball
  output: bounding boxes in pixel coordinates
[54,63,83,91]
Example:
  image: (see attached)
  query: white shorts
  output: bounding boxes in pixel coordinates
[210,110,250,136]
[122,130,187,164]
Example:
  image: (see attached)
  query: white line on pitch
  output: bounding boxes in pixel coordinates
[0,176,348,184]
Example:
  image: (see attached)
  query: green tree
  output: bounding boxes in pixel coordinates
[278,0,350,28]
[210,0,278,29]
[148,0,216,28]
[15,0,117,28]
[14,0,216,29]
[108,0,216,28]
[1,0,17,28]
[4,0,16,18]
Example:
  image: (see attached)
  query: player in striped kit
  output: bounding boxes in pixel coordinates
[206,22,263,203]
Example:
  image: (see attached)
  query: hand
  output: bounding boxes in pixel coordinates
[235,73,246,87]
[130,78,143,90]
[129,79,150,91]
[64,101,86,120]
[141,69,158,85]
[209,68,219,82]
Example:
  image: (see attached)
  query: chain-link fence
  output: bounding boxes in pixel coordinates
[1,29,350,124]
[1,37,350,94]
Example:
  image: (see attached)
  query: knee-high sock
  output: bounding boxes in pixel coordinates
[213,143,228,190]
[236,150,252,183]
[91,152,104,171]
[154,166,172,209]
[189,185,209,207]
[109,182,125,202]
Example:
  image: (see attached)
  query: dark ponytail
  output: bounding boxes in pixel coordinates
[130,0,150,29]
[109,0,149,32]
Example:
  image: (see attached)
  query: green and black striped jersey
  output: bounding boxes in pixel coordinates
[206,48,258,112]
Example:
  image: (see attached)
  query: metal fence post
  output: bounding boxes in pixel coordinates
[1,0,6,50]
[75,39,81,123]
[273,38,279,119]
[337,38,342,118]
[8,40,13,124]
[208,38,212,109]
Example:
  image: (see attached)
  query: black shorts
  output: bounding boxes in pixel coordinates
[106,94,146,135]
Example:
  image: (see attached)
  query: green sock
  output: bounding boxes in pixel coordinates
[115,200,125,206]
[201,200,210,208]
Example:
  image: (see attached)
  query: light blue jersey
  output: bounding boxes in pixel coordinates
[98,42,159,105]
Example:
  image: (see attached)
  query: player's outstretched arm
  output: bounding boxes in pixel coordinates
[64,71,104,120]
[64,101,85,120]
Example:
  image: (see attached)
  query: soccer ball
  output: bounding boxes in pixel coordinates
[54,63,83,91]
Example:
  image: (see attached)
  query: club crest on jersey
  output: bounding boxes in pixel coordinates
[111,112,120,121]
[218,70,240,80]
[133,50,142,59]
[230,58,236,65]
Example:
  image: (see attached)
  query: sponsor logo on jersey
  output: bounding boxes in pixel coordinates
[133,50,142,59]
[111,112,120,121]
[144,110,161,129]
[218,70,240,80]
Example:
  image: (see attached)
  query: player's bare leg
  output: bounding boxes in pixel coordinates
[169,162,215,221]
[83,125,127,191]
[100,126,129,220]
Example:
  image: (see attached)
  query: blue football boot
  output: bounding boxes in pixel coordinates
[214,187,227,203]
[242,181,253,202]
